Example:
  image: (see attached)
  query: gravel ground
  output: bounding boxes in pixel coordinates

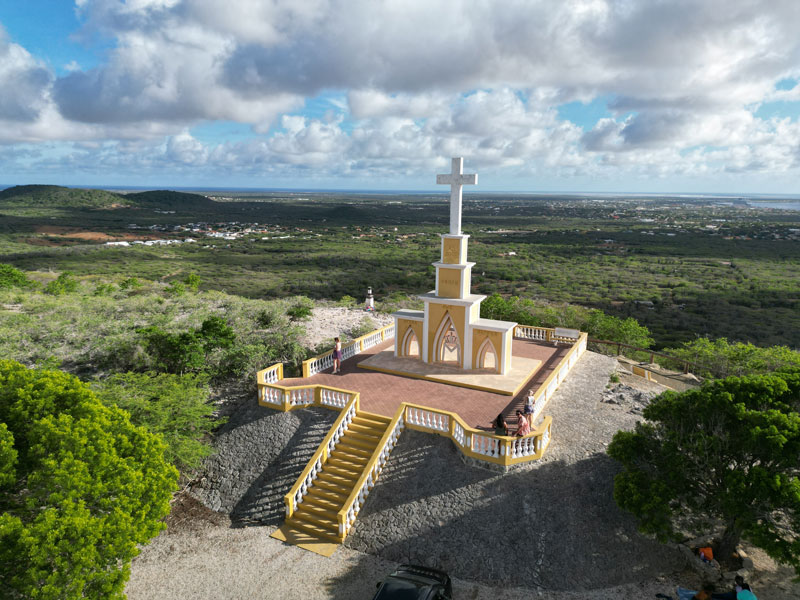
[127,349,800,599]
[344,352,683,591]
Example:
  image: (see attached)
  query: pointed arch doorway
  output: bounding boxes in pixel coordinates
[476,337,499,373]
[433,312,461,366]
[401,327,420,359]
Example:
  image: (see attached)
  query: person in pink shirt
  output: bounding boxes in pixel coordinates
[515,409,531,436]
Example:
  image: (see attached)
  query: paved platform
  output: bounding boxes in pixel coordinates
[359,350,541,395]
[281,338,569,430]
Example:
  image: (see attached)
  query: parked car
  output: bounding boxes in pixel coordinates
[372,564,453,600]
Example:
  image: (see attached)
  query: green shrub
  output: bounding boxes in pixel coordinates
[287,304,312,321]
[0,263,30,289]
[256,308,276,328]
[183,273,201,292]
[93,372,225,473]
[165,281,186,297]
[118,277,141,291]
[665,337,800,379]
[337,295,357,307]
[44,271,79,295]
[0,360,177,599]
[137,316,236,375]
[584,310,653,348]
[350,315,378,338]
[93,282,116,296]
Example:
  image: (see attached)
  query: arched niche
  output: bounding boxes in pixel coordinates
[476,337,499,373]
[433,312,461,366]
[401,327,420,359]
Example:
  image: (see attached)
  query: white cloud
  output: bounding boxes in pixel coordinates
[0,27,52,122]
[1,0,799,187]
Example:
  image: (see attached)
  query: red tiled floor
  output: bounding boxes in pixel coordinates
[281,339,569,430]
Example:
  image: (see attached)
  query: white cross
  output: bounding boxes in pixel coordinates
[436,157,477,235]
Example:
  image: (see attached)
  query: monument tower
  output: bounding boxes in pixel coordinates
[392,158,517,374]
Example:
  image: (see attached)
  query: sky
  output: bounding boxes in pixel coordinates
[0,0,799,194]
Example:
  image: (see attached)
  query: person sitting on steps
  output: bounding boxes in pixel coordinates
[492,413,508,436]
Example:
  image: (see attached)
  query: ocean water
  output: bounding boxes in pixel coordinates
[747,201,800,211]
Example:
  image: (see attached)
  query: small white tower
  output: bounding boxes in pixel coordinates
[365,286,375,311]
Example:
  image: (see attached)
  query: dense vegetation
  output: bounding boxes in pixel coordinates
[1,186,797,349]
[608,371,800,575]
[0,272,307,379]
[0,361,178,599]
[93,373,224,473]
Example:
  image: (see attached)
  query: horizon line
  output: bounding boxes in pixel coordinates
[0,183,798,200]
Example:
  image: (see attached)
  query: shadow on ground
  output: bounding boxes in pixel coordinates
[343,430,686,591]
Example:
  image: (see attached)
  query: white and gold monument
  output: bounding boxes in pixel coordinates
[392,158,517,375]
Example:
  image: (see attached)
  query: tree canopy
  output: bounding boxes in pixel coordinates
[0,263,31,290]
[607,371,800,573]
[480,292,653,348]
[93,371,225,473]
[666,337,800,379]
[137,315,235,375]
[0,360,178,599]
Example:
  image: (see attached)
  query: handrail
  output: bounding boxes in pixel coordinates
[587,337,704,374]
[526,332,588,414]
[402,402,553,467]
[337,403,405,539]
[256,362,283,385]
[283,392,360,519]
[302,324,395,377]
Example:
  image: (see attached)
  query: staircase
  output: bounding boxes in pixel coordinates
[285,412,392,542]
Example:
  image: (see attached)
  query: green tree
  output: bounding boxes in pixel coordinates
[182,273,201,292]
[44,271,79,295]
[666,337,800,379]
[137,316,236,375]
[607,371,800,573]
[585,309,653,348]
[93,372,225,473]
[0,264,31,289]
[198,316,235,359]
[138,326,205,374]
[0,360,177,599]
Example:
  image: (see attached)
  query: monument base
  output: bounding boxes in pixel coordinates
[358,349,541,396]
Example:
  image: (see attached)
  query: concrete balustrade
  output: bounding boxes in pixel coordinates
[301,324,395,377]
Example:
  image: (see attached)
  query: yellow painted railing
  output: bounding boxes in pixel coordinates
[402,403,552,467]
[301,324,395,377]
[526,331,588,421]
[257,364,357,411]
[257,362,283,385]
[284,392,360,519]
[338,404,406,539]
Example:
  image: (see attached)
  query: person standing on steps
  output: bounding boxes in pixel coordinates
[515,409,531,437]
[332,337,343,374]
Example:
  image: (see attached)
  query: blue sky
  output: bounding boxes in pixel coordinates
[1,1,799,194]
